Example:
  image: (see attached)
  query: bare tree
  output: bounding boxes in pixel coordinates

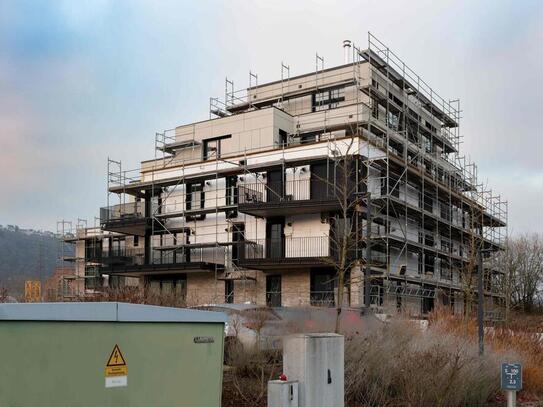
[0,285,8,303]
[498,234,543,315]
[318,138,362,333]
[459,205,482,319]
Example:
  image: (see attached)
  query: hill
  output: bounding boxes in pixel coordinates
[0,225,72,296]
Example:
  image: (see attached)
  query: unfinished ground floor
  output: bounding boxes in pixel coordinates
[107,267,503,318]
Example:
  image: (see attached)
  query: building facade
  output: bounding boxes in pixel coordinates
[68,35,507,317]
[59,221,138,298]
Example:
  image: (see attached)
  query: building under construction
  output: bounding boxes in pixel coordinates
[57,219,130,298]
[64,33,507,317]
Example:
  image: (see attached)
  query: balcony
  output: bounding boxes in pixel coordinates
[100,202,148,236]
[100,247,145,267]
[238,236,333,271]
[238,179,341,217]
[100,246,224,277]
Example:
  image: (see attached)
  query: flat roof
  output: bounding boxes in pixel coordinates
[0,302,227,323]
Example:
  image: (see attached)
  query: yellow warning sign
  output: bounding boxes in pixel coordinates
[105,344,128,377]
[24,280,41,302]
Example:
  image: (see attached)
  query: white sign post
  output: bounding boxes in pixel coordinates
[501,363,522,407]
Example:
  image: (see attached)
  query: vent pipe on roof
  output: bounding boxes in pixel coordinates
[343,40,352,64]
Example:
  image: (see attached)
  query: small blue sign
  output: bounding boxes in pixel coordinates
[501,363,522,391]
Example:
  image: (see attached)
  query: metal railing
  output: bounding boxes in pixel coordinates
[101,247,145,265]
[240,236,331,261]
[238,179,337,205]
[151,246,226,266]
[100,202,144,223]
[310,290,336,307]
[100,246,226,269]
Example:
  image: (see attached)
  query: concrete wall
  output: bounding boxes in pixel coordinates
[247,63,369,107]
[173,107,295,158]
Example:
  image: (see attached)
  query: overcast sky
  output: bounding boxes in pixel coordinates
[0,0,542,235]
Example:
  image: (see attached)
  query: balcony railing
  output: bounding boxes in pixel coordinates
[238,179,337,205]
[100,202,144,224]
[239,236,332,261]
[100,246,226,273]
[101,247,145,265]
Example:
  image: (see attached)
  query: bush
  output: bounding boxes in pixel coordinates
[345,310,506,407]
[74,286,187,308]
[429,307,543,398]
[222,341,281,407]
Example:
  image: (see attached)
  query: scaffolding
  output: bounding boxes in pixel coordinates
[99,32,507,314]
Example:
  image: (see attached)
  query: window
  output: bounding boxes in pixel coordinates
[440,259,451,280]
[370,280,384,306]
[278,129,288,146]
[133,235,139,247]
[84,267,102,290]
[109,238,125,257]
[423,136,432,153]
[85,239,102,261]
[421,287,435,314]
[202,135,231,161]
[424,194,434,212]
[225,280,234,303]
[186,183,204,211]
[310,270,335,307]
[226,176,238,206]
[266,275,282,307]
[312,87,345,112]
[372,102,379,119]
[300,132,318,144]
[424,254,435,274]
[387,111,399,131]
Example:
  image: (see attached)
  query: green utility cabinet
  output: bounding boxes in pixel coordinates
[0,302,227,407]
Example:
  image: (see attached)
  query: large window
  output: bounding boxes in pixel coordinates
[310,269,335,307]
[312,87,345,112]
[202,135,231,160]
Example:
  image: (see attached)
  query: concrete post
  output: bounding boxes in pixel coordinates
[283,333,344,407]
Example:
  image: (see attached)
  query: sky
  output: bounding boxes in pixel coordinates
[0,0,542,235]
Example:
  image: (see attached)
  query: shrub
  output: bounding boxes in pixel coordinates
[345,312,505,407]
[429,306,543,398]
[222,342,280,407]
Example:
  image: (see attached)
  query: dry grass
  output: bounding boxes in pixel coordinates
[74,286,187,308]
[0,286,9,302]
[428,307,543,401]
[224,307,523,407]
[345,315,503,407]
[222,342,281,407]
[64,287,543,405]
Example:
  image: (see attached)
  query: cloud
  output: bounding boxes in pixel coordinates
[0,0,542,234]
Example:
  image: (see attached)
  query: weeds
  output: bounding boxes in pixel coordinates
[345,318,502,407]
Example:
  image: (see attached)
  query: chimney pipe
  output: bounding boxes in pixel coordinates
[343,40,352,64]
